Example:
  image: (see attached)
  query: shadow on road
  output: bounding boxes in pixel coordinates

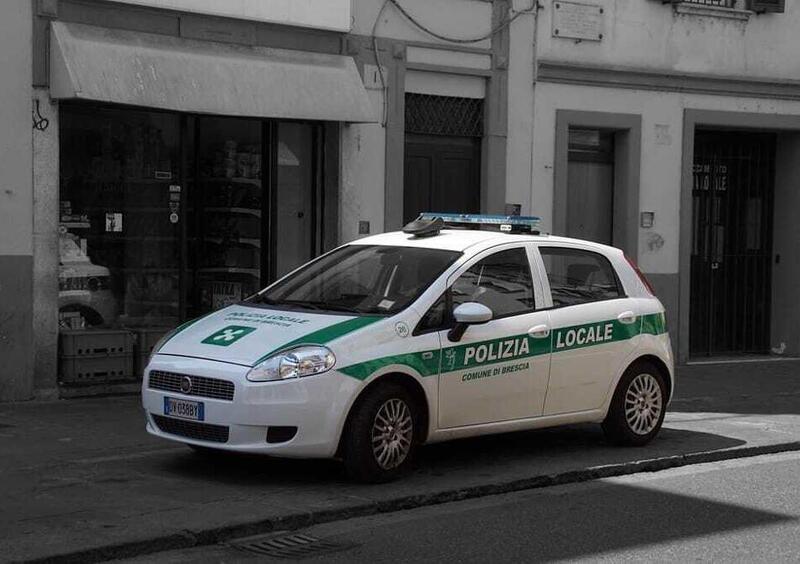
[155,424,746,487]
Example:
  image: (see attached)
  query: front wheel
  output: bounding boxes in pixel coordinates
[602,361,667,446]
[342,383,419,483]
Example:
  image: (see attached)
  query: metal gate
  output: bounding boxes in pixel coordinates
[690,131,776,357]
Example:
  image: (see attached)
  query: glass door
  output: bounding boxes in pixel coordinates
[190,117,265,317]
[274,123,319,277]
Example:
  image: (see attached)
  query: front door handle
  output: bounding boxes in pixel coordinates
[617,311,637,325]
[528,324,550,339]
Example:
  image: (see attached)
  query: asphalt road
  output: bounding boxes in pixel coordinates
[123,451,800,563]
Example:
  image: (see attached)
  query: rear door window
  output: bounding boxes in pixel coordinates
[539,247,623,307]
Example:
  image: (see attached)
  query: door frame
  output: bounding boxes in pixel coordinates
[554,110,642,258]
[679,110,800,363]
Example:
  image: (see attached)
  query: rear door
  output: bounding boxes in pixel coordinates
[535,245,639,415]
[434,245,551,428]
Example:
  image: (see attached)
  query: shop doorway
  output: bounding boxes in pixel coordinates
[403,94,483,223]
[690,131,776,357]
[565,128,615,245]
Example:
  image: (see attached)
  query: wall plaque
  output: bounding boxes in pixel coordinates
[552,1,604,42]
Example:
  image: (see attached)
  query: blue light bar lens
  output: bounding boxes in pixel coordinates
[419,212,540,229]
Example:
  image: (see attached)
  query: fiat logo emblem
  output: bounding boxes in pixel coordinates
[180,376,192,394]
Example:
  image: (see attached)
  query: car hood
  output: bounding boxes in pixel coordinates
[156,304,382,367]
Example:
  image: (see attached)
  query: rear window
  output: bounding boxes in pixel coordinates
[539,247,623,307]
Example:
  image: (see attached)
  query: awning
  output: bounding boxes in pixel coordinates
[50,22,377,123]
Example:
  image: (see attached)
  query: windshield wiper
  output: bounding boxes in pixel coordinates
[280,300,326,311]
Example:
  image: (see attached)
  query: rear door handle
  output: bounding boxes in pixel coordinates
[617,311,637,325]
[528,324,550,339]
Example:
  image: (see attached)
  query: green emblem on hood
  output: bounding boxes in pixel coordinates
[202,325,256,346]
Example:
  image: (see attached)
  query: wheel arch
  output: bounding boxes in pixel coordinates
[336,371,431,457]
[630,354,673,403]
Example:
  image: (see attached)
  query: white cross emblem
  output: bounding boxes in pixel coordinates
[214,328,246,342]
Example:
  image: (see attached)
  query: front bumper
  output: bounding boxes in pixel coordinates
[141,354,360,458]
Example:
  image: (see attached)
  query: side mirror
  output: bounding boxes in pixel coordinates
[448,302,493,342]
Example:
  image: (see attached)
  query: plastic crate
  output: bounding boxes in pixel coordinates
[134,328,171,377]
[60,329,135,357]
[59,354,135,385]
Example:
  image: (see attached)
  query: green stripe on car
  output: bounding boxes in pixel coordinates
[339,312,668,381]
[254,315,383,366]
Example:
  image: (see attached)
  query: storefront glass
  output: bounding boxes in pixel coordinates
[59,106,181,330]
[59,104,326,340]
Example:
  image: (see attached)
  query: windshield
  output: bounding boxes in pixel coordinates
[249,245,460,315]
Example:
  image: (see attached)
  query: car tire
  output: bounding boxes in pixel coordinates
[602,360,667,447]
[342,383,419,483]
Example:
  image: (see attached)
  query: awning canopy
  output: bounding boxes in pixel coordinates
[50,22,377,123]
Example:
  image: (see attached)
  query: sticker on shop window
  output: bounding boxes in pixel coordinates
[105,213,123,232]
[201,325,257,346]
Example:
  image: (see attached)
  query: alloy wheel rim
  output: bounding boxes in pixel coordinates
[371,398,413,470]
[624,373,663,436]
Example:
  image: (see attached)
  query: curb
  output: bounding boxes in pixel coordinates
[22,440,800,564]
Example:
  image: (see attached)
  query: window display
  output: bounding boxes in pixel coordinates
[58,104,328,384]
[59,107,181,330]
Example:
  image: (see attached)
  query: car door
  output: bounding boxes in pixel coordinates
[434,245,552,429]
[535,245,639,415]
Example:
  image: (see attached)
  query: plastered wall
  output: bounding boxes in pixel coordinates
[536,0,800,79]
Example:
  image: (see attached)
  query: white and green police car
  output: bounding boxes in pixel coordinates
[142,214,673,482]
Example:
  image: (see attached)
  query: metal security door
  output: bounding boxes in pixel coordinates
[690,132,776,357]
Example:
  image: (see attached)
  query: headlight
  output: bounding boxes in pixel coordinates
[247,346,336,382]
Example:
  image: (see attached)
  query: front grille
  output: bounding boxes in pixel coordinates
[152,415,229,443]
[148,370,235,401]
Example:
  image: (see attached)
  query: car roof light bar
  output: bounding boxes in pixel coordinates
[418,213,541,234]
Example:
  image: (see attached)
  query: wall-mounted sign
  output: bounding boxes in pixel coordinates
[106,0,351,32]
[552,1,604,42]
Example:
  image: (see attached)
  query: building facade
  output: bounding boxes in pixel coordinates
[1,0,798,401]
[525,0,799,363]
[2,0,520,401]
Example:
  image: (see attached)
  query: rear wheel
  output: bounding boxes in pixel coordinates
[342,383,419,483]
[602,361,666,446]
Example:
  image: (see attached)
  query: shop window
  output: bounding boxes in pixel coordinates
[59,106,181,330]
[59,105,328,347]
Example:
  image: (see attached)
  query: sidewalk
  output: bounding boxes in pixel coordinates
[2,361,799,563]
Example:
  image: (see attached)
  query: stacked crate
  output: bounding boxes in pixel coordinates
[59,330,135,386]
[134,328,170,378]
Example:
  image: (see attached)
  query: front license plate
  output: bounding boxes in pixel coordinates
[163,397,204,421]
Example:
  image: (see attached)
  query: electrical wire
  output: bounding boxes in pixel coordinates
[388,0,537,45]
[370,0,538,127]
[371,0,391,126]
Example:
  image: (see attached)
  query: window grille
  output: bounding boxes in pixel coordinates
[404,94,484,138]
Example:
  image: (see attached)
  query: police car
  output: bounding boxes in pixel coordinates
[142,213,673,482]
